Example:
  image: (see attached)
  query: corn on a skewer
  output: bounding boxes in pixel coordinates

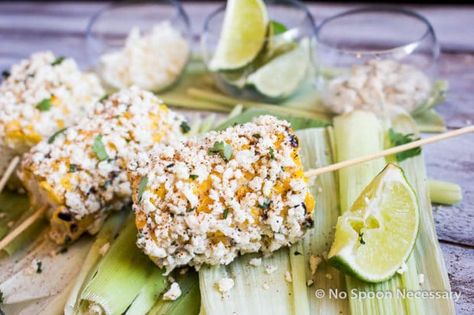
[0,51,104,176]
[129,116,315,273]
[19,87,187,244]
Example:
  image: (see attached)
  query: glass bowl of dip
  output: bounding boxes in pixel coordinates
[86,0,191,92]
[315,6,444,115]
[201,0,317,102]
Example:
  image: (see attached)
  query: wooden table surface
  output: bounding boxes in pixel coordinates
[0,2,473,314]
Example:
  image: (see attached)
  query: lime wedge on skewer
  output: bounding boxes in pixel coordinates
[328,163,420,283]
[247,38,310,99]
[210,0,268,71]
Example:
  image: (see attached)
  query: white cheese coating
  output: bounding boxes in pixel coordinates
[216,277,234,297]
[0,51,104,174]
[163,282,182,301]
[19,87,186,244]
[249,257,262,267]
[100,21,189,92]
[130,116,315,272]
[322,59,432,114]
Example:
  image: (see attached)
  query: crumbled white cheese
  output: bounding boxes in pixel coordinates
[99,242,110,256]
[249,258,262,267]
[418,273,425,285]
[285,271,293,283]
[306,279,314,287]
[309,255,322,276]
[216,277,234,297]
[100,22,189,92]
[262,283,270,290]
[163,282,182,301]
[265,265,278,274]
[397,262,408,275]
[325,273,333,280]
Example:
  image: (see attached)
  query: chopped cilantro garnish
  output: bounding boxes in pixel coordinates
[189,174,198,180]
[388,128,422,162]
[252,133,261,139]
[92,135,109,161]
[51,56,65,66]
[69,164,78,173]
[269,147,275,160]
[258,199,272,210]
[208,141,233,161]
[223,208,229,219]
[187,207,196,212]
[180,121,191,134]
[47,127,68,144]
[36,98,52,111]
[35,260,43,273]
[270,20,288,35]
[98,94,109,102]
[137,176,148,202]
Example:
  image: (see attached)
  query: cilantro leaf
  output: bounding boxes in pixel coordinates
[36,98,52,111]
[180,121,191,134]
[137,176,148,202]
[223,208,229,219]
[92,134,109,161]
[189,174,198,180]
[208,141,233,161]
[98,94,110,102]
[388,128,422,162]
[269,147,275,160]
[48,127,68,144]
[51,56,65,66]
[270,20,288,35]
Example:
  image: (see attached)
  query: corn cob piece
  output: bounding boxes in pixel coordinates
[0,51,104,175]
[129,115,315,273]
[18,87,187,244]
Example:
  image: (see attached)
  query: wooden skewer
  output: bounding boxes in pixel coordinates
[0,205,48,251]
[304,125,474,178]
[0,156,20,194]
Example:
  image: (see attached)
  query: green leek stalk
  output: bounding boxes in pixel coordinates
[428,179,462,205]
[76,217,164,315]
[125,268,168,315]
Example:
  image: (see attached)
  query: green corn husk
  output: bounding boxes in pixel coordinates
[148,272,200,315]
[0,191,31,240]
[125,267,168,315]
[64,212,127,315]
[76,218,162,315]
[428,179,462,205]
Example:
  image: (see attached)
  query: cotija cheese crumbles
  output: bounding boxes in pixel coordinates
[0,51,104,175]
[129,115,315,273]
[19,87,188,244]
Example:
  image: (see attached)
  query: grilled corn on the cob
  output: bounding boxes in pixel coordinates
[129,115,315,272]
[19,87,187,244]
[0,51,104,175]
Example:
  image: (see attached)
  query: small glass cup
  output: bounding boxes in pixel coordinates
[201,0,317,102]
[85,0,191,89]
[315,6,440,115]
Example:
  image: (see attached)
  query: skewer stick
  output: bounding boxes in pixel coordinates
[0,205,48,251]
[0,156,20,193]
[304,125,474,178]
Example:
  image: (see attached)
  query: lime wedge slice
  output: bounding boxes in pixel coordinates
[328,163,419,283]
[247,38,310,99]
[210,0,268,71]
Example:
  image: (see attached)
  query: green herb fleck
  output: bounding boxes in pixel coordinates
[189,174,198,180]
[99,94,110,102]
[294,251,302,256]
[180,121,191,134]
[252,133,261,139]
[187,207,196,212]
[137,176,148,202]
[269,147,275,160]
[92,135,109,161]
[51,56,65,66]
[69,164,78,173]
[270,20,288,36]
[36,98,52,111]
[208,141,233,161]
[223,208,229,219]
[47,127,68,144]
[388,128,422,162]
[258,199,272,210]
[35,260,43,274]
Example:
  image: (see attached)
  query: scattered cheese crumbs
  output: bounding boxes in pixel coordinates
[285,271,293,283]
[0,212,6,219]
[7,221,14,228]
[418,273,425,285]
[317,186,323,193]
[249,258,262,267]
[168,276,175,283]
[306,279,314,287]
[100,21,189,92]
[309,255,322,276]
[397,262,408,275]
[216,278,235,297]
[265,265,278,274]
[88,304,103,315]
[325,273,333,280]
[99,242,110,256]
[262,283,270,290]
[163,282,182,301]
[179,267,189,275]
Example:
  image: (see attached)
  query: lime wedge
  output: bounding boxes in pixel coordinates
[210,0,268,71]
[328,163,419,283]
[247,38,310,99]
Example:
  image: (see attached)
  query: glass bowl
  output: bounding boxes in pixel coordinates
[85,0,191,91]
[201,0,317,102]
[315,6,441,115]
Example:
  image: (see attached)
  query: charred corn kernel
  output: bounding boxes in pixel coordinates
[0,51,104,175]
[19,87,187,244]
[129,115,315,273]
